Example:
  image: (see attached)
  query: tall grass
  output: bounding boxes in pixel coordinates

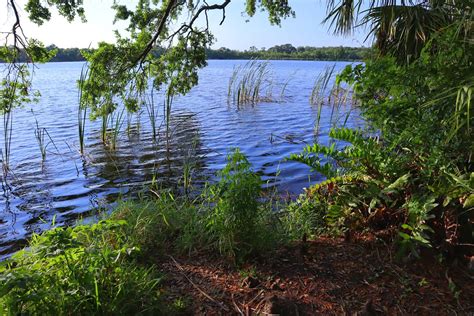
[33,112,47,161]
[279,70,296,101]
[145,90,159,142]
[1,109,13,172]
[310,65,356,134]
[180,136,199,196]
[101,113,108,144]
[0,76,18,171]
[31,111,62,164]
[109,108,125,150]
[310,65,335,135]
[228,60,274,107]
[228,60,294,107]
[77,66,88,155]
[164,92,173,149]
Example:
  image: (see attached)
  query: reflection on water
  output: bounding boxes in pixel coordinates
[0,60,362,258]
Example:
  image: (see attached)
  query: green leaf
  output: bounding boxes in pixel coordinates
[463,194,474,208]
[383,173,410,194]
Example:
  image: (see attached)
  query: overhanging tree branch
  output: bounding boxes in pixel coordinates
[135,0,232,66]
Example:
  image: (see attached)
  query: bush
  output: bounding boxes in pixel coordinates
[204,149,283,261]
[289,23,473,258]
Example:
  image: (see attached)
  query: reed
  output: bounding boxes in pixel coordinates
[310,64,336,106]
[77,66,88,155]
[145,91,159,142]
[101,114,108,143]
[126,111,133,136]
[32,110,61,163]
[328,85,354,128]
[279,71,296,102]
[125,111,141,137]
[33,114,47,161]
[227,60,274,107]
[164,92,173,149]
[2,109,13,171]
[1,75,18,170]
[309,64,355,134]
[109,108,125,150]
[181,136,199,196]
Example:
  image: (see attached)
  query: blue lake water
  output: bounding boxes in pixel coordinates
[0,60,362,257]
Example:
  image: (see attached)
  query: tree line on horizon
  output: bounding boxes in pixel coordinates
[2,44,370,63]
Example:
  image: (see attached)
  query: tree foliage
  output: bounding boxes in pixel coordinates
[324,0,473,63]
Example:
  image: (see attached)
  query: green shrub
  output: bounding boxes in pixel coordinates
[288,22,473,257]
[204,149,282,261]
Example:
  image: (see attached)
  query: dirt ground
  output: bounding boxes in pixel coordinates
[158,235,474,315]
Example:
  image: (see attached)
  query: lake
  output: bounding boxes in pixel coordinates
[0,60,361,257]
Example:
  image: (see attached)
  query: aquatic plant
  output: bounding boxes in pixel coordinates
[0,68,35,170]
[145,90,160,142]
[1,107,13,172]
[32,111,47,161]
[109,108,125,150]
[310,65,358,135]
[179,135,200,196]
[227,60,275,107]
[164,92,174,150]
[31,112,61,165]
[310,64,336,108]
[0,41,55,170]
[77,66,88,155]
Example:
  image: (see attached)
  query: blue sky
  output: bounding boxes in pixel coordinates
[207,1,370,49]
[1,0,370,49]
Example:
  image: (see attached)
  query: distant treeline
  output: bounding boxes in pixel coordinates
[3,44,370,63]
[207,44,370,61]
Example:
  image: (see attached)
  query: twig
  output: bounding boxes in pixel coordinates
[231,293,244,315]
[168,255,230,311]
[243,289,265,315]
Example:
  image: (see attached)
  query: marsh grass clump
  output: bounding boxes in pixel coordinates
[310,64,336,108]
[228,60,289,107]
[109,108,125,150]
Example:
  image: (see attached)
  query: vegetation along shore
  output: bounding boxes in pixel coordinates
[2,44,370,63]
[0,0,472,314]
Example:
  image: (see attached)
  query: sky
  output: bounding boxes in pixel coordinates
[1,0,370,50]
